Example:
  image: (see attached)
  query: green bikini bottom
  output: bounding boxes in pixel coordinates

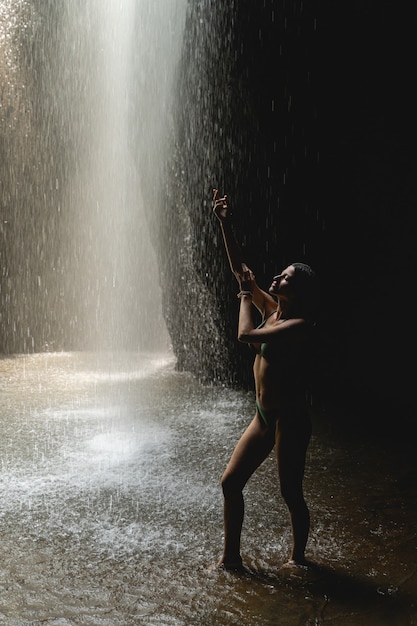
[256,401,278,428]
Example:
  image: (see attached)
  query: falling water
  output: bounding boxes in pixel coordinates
[1,0,187,353]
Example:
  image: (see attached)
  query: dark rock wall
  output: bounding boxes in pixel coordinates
[317,3,416,421]
[160,0,416,421]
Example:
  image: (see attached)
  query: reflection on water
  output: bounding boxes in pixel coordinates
[0,352,416,625]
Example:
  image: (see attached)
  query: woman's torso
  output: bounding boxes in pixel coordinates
[252,314,312,411]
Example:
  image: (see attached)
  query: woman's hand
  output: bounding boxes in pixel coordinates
[213,188,231,222]
[237,265,255,293]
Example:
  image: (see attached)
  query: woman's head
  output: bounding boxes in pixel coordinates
[269,262,319,319]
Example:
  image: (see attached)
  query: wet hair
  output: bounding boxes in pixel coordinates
[291,262,316,280]
[290,262,319,320]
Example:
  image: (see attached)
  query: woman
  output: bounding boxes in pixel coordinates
[213,188,318,571]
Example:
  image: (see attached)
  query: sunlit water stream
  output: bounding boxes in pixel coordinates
[0,352,416,625]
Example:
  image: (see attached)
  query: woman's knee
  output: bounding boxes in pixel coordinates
[220,470,243,497]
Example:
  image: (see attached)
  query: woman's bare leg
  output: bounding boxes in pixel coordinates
[218,413,275,568]
[276,412,312,565]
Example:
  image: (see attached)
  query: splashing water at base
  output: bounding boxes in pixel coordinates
[0,352,416,625]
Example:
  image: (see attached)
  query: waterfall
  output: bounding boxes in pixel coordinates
[0,0,187,354]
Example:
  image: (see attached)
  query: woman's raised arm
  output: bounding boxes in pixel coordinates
[212,189,245,277]
[213,189,277,318]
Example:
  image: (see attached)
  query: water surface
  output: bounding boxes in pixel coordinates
[0,352,415,625]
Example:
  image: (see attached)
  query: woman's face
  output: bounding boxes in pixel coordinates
[268,265,296,295]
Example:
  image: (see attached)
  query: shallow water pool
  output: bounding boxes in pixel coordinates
[0,352,415,625]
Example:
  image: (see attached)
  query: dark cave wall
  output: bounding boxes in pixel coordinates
[316,3,416,418]
[160,0,416,417]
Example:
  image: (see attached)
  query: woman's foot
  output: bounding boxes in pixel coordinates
[208,558,245,573]
[278,558,313,573]
[284,558,309,568]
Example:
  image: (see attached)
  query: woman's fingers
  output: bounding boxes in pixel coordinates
[213,189,227,207]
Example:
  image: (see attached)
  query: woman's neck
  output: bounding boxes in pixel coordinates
[274,306,288,322]
[277,299,296,320]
